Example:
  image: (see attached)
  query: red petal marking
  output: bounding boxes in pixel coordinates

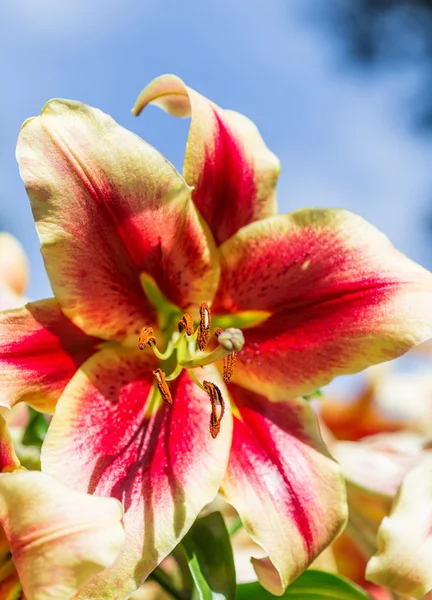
[194,110,255,245]
[214,209,432,399]
[233,285,394,398]
[17,99,219,341]
[133,75,280,245]
[227,388,320,555]
[42,350,232,599]
[0,299,101,413]
[221,383,346,594]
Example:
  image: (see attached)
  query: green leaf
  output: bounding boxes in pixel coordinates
[236,570,373,599]
[182,511,236,600]
[21,408,48,447]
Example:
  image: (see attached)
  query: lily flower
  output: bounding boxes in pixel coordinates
[2,74,432,598]
[0,415,125,600]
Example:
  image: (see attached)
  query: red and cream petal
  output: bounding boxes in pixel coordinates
[0,299,101,413]
[41,348,232,600]
[366,456,432,598]
[214,209,432,400]
[0,471,125,600]
[133,74,280,246]
[220,384,347,595]
[17,99,219,341]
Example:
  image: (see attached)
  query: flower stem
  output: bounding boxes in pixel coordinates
[228,516,243,536]
[149,566,186,600]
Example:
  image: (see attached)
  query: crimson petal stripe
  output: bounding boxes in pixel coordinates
[221,383,347,595]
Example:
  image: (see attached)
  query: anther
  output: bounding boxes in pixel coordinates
[197,301,211,351]
[139,327,156,350]
[152,368,173,405]
[223,352,236,383]
[203,380,225,439]
[213,327,223,338]
[178,313,194,336]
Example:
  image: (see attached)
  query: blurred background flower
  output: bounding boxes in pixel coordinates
[0,233,28,309]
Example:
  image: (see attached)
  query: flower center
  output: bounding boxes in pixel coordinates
[138,302,244,438]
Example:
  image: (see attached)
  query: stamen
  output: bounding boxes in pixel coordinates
[203,380,225,439]
[213,327,223,338]
[178,313,194,336]
[139,327,157,350]
[197,301,211,351]
[152,368,173,405]
[223,352,236,383]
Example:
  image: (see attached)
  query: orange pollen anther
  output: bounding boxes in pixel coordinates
[178,313,194,336]
[223,352,236,383]
[215,327,237,382]
[139,327,157,350]
[152,368,172,405]
[203,380,225,439]
[198,301,211,351]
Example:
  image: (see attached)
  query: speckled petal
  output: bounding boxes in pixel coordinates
[214,209,432,399]
[17,99,219,341]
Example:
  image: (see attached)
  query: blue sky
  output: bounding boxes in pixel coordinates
[1,0,432,300]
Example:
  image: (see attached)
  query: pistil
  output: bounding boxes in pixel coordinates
[180,327,244,369]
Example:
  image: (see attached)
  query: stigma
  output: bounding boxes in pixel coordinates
[138,301,244,438]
